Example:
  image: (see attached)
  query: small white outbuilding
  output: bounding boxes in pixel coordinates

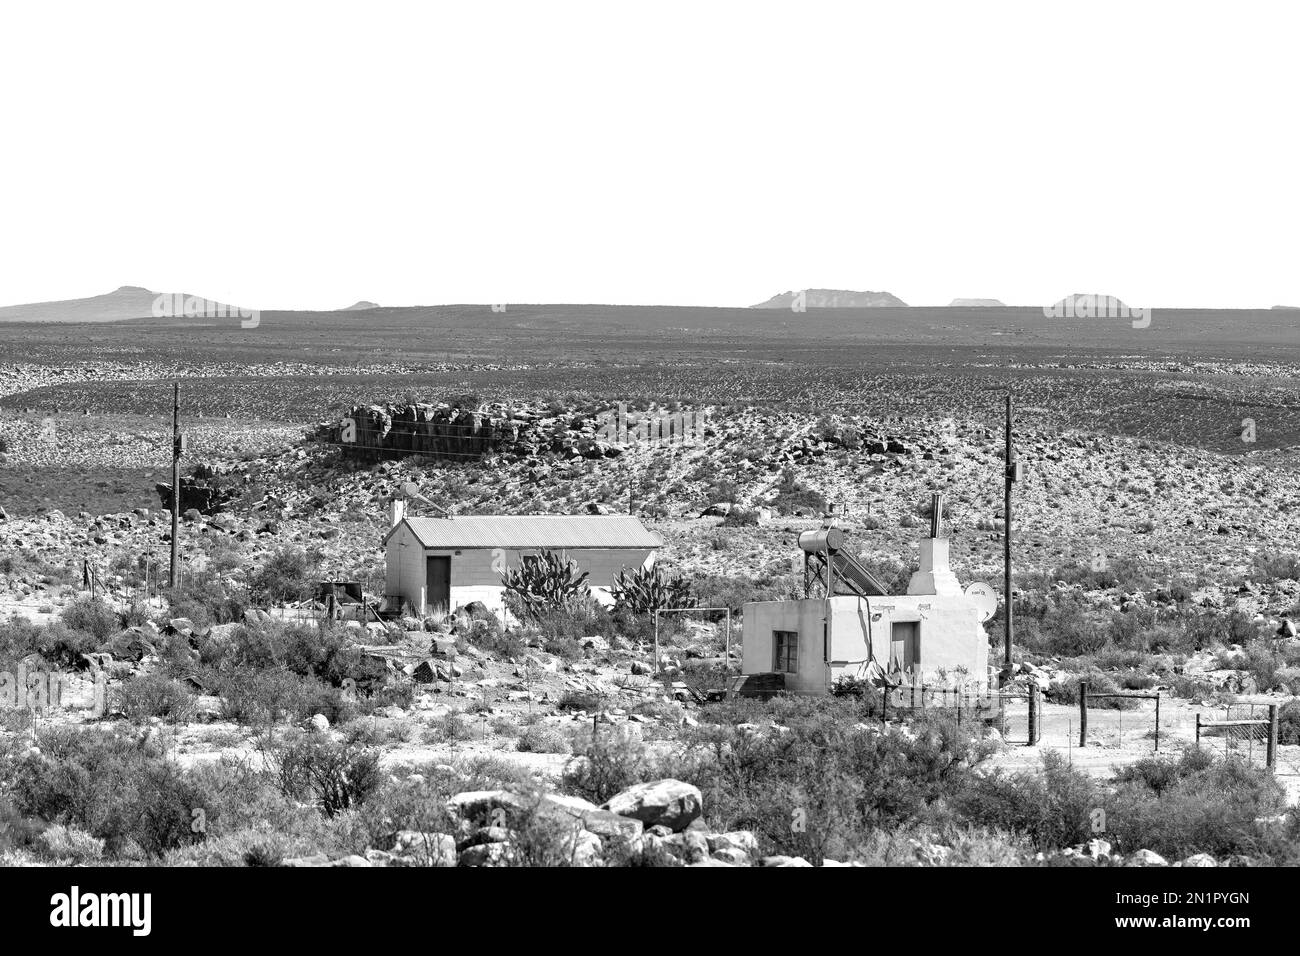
[382,505,661,615]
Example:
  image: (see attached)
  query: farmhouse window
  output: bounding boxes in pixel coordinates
[773,630,798,673]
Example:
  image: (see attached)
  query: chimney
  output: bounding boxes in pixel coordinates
[388,497,407,528]
[907,492,962,596]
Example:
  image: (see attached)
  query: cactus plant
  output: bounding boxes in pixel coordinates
[500,549,591,620]
[611,564,693,616]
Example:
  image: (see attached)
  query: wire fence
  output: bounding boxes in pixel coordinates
[1195,702,1285,773]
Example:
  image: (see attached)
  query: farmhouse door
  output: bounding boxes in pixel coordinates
[890,621,919,672]
[425,556,451,613]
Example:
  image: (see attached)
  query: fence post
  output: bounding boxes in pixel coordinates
[1028,683,1038,747]
[1078,681,1088,748]
[1154,691,1160,753]
[1195,712,1201,748]
[1267,704,1278,772]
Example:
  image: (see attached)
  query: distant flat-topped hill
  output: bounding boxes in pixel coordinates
[339,301,380,311]
[948,298,1006,307]
[0,286,254,323]
[751,289,908,308]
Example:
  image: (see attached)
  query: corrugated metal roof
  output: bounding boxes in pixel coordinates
[398,515,662,550]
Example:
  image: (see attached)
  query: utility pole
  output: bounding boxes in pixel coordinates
[1003,393,1016,674]
[169,382,183,590]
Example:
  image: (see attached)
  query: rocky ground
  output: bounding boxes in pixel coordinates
[1,353,1298,865]
[3,398,1298,623]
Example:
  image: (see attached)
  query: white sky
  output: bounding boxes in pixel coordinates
[1,0,1297,311]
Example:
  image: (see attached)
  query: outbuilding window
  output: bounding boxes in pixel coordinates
[773,630,798,673]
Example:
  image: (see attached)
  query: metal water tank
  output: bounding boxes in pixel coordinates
[798,527,844,553]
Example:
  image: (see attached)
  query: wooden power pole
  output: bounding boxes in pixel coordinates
[169,382,182,590]
[1003,393,1016,672]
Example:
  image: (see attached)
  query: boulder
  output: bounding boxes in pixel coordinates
[1128,849,1168,867]
[459,842,512,867]
[602,779,702,832]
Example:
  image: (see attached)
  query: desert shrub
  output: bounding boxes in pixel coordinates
[692,574,785,615]
[266,734,382,818]
[60,596,119,642]
[720,508,760,528]
[1251,552,1300,583]
[426,710,484,743]
[561,728,653,804]
[120,602,154,628]
[853,823,1033,866]
[1105,752,1285,859]
[249,547,322,606]
[830,676,884,711]
[214,667,355,726]
[1113,747,1213,796]
[181,756,320,843]
[8,726,211,857]
[769,468,826,516]
[201,620,383,690]
[1105,606,1158,648]
[350,774,459,864]
[1029,602,1108,657]
[1235,641,1287,692]
[0,618,101,670]
[36,823,105,863]
[163,573,249,626]
[1051,556,1157,593]
[115,672,194,722]
[1118,672,1157,691]
[658,711,992,864]
[555,691,603,713]
[676,660,733,700]
[543,635,585,662]
[523,598,612,643]
[0,616,44,664]
[704,478,739,506]
[956,751,1099,850]
[516,725,569,754]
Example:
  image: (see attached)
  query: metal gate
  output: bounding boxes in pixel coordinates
[1195,702,1283,773]
[1079,682,1162,752]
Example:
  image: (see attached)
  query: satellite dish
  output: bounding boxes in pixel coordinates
[964,582,997,622]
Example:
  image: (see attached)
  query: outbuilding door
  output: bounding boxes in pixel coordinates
[426,556,451,612]
[890,621,919,672]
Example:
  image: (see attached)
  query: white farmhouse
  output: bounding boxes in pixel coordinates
[741,506,992,694]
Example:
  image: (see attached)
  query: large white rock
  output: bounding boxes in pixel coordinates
[602,779,703,833]
[1128,849,1168,867]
